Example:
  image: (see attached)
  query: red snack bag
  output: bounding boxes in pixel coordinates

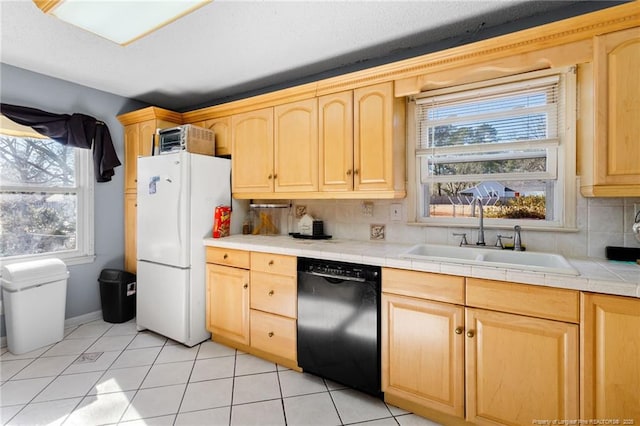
[213,205,231,238]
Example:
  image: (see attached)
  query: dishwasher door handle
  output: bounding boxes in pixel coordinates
[303,271,367,282]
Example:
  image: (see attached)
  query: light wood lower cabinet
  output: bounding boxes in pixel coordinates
[205,262,250,345]
[581,292,640,421]
[382,293,465,417]
[382,269,580,425]
[205,248,299,370]
[249,252,298,367]
[465,308,579,425]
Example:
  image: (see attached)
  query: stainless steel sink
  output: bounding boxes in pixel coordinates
[399,244,579,276]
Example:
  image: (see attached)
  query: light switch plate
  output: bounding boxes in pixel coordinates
[390,203,402,221]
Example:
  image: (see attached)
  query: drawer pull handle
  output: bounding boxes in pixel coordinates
[268,332,274,338]
[454,327,463,335]
[268,290,274,296]
[466,330,475,338]
[268,260,274,266]
[243,283,248,289]
[223,254,228,259]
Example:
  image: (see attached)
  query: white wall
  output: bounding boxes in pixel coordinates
[291,192,640,260]
[0,63,147,337]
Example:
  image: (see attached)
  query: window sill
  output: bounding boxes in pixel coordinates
[405,221,579,233]
[0,253,96,268]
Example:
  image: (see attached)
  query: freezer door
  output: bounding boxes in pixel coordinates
[136,261,189,344]
[137,153,190,267]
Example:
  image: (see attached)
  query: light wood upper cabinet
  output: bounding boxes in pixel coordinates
[204,116,232,156]
[354,82,403,192]
[274,98,318,192]
[231,107,274,194]
[319,91,354,192]
[231,83,405,199]
[580,27,640,197]
[581,293,640,420]
[122,118,179,193]
[465,308,579,425]
[205,263,250,345]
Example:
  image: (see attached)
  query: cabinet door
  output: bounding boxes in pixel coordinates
[231,108,274,194]
[206,263,250,345]
[465,308,578,425]
[581,293,640,420]
[124,123,141,193]
[205,116,231,156]
[319,91,354,192]
[274,98,318,192]
[382,293,465,418]
[124,192,137,273]
[354,82,394,191]
[594,27,640,187]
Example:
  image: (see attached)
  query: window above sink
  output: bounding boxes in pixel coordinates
[407,67,578,231]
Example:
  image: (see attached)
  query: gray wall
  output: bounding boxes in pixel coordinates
[1,63,147,337]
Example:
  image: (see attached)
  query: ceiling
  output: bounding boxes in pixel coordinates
[0,1,622,112]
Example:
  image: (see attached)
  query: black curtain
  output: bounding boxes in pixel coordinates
[1,103,121,182]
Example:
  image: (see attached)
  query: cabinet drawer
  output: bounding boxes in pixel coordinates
[466,278,579,323]
[206,247,250,269]
[250,310,297,361]
[382,268,465,305]
[251,252,296,276]
[250,271,297,318]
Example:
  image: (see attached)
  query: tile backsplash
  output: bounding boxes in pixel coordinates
[287,195,640,260]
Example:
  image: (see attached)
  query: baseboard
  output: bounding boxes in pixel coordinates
[1,310,103,349]
[63,310,103,329]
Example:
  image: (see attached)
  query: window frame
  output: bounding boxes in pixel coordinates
[406,66,577,230]
[0,127,95,266]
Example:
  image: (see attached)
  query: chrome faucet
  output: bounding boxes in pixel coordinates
[475,197,486,246]
[513,225,523,251]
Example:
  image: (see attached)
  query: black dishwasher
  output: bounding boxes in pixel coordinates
[297,257,382,397]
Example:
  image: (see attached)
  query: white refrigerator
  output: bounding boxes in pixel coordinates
[136,151,231,346]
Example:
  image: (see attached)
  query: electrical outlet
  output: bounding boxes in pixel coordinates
[390,203,402,221]
[362,202,373,217]
[370,224,385,240]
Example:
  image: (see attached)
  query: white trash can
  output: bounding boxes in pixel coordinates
[1,258,69,355]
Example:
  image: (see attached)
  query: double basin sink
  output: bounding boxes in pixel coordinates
[399,244,579,276]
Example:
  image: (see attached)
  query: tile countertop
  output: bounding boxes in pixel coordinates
[203,235,640,299]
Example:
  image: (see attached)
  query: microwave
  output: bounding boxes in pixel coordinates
[156,125,215,156]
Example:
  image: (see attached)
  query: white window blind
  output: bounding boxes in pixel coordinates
[411,71,568,223]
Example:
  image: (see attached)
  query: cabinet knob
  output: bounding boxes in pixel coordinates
[455,327,463,335]
[273,173,278,179]
[346,169,352,176]
[268,290,274,296]
[223,253,228,259]
[268,174,273,180]
[354,169,359,175]
[466,330,475,338]
[243,283,248,289]
[268,332,274,338]
[268,260,274,266]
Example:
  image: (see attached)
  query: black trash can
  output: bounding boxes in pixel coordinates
[99,269,136,323]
